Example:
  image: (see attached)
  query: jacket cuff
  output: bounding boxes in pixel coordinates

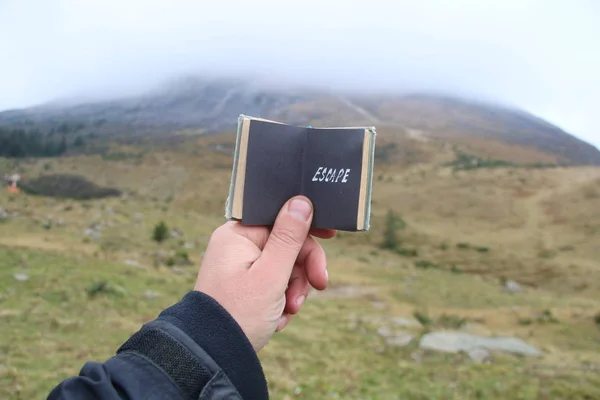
[157,291,268,400]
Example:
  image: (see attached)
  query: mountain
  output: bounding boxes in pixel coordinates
[1,76,599,165]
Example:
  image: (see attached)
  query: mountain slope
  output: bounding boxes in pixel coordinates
[1,77,599,165]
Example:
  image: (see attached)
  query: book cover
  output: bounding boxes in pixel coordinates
[226,115,376,231]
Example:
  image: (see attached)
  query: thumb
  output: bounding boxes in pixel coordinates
[251,196,313,287]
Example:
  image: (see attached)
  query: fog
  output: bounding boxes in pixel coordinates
[0,0,598,147]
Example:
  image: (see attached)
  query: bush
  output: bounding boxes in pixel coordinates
[86,280,126,298]
[415,260,441,269]
[397,247,418,257]
[476,247,490,253]
[380,210,400,250]
[457,243,470,249]
[450,265,463,274]
[444,149,558,171]
[20,174,121,200]
[152,221,169,243]
[537,310,559,324]
[518,318,533,326]
[594,313,600,327]
[437,314,467,329]
[413,310,432,327]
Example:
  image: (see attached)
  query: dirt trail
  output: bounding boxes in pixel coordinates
[518,168,600,249]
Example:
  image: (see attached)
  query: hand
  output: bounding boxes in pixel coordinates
[194,196,334,352]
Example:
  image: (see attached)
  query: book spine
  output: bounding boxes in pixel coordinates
[299,127,309,199]
[363,128,377,231]
[225,114,246,220]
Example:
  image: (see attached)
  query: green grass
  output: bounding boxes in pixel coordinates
[2,146,600,399]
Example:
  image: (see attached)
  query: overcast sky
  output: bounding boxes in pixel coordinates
[0,0,598,147]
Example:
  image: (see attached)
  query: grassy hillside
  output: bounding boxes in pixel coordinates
[1,130,600,399]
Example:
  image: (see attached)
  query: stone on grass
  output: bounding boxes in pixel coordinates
[392,317,420,328]
[377,326,414,347]
[467,348,492,364]
[142,290,161,300]
[504,280,524,293]
[386,333,414,347]
[419,331,542,357]
[13,273,29,282]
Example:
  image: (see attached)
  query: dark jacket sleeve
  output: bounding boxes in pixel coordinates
[47,291,269,400]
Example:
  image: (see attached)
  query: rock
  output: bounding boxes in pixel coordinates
[371,301,387,310]
[154,249,173,265]
[84,228,101,240]
[134,213,145,222]
[386,333,414,347]
[171,267,185,275]
[0,208,8,219]
[111,284,128,296]
[377,326,414,347]
[468,348,492,364]
[170,228,184,238]
[123,259,139,267]
[419,331,542,356]
[504,280,524,293]
[392,317,420,328]
[0,309,22,318]
[411,351,423,363]
[377,327,392,337]
[13,273,29,282]
[183,242,195,249]
[142,290,161,300]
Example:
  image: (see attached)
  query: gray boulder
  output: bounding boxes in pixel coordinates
[13,273,29,282]
[419,331,542,356]
[504,280,524,293]
[391,317,420,328]
[467,348,492,364]
[377,327,414,347]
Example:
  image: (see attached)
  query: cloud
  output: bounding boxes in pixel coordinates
[0,0,598,147]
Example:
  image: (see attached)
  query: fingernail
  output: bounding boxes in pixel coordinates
[277,315,287,331]
[325,267,329,281]
[288,198,312,221]
[296,295,305,308]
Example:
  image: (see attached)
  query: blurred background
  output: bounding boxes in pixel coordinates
[1,1,599,399]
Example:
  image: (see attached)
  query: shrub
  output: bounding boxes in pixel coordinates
[152,221,169,243]
[20,174,121,200]
[450,265,463,274]
[518,318,533,326]
[415,260,441,269]
[476,247,490,253]
[437,314,467,329]
[594,313,600,327]
[537,310,559,324]
[413,310,432,327]
[380,210,400,250]
[457,243,470,249]
[397,247,418,257]
[86,280,125,298]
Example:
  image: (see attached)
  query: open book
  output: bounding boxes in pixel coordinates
[226,115,376,231]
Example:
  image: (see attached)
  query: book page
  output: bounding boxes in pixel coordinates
[302,128,366,230]
[241,119,306,225]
